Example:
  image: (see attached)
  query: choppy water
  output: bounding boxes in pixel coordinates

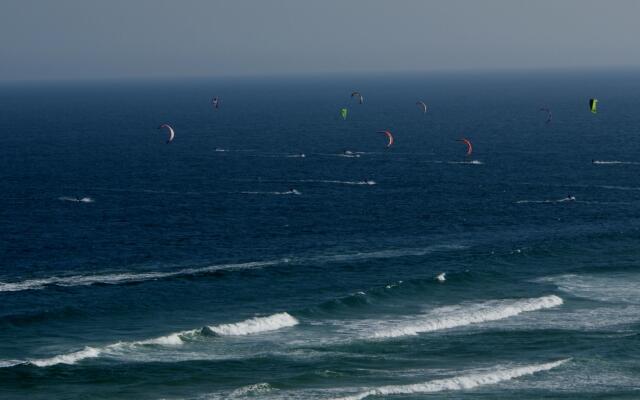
[1,70,640,399]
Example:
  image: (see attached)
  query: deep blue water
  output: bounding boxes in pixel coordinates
[1,70,640,399]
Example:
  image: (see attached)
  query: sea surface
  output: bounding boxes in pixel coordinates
[1,70,640,399]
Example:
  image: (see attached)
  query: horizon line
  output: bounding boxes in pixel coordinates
[2,64,640,85]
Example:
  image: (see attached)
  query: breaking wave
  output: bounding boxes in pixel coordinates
[206,313,299,336]
[230,383,274,397]
[332,359,569,400]
[0,313,297,368]
[369,295,563,339]
[29,346,102,367]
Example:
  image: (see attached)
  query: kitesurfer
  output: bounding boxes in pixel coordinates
[158,124,175,143]
[351,92,364,104]
[378,130,394,147]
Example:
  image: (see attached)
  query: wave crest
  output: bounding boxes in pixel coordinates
[370,295,563,339]
[333,359,569,400]
[207,312,298,336]
[30,346,101,367]
[0,260,281,292]
[0,313,297,368]
[0,245,465,293]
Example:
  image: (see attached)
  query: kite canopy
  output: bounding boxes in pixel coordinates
[378,130,394,147]
[340,108,348,120]
[158,124,175,144]
[351,91,364,104]
[212,97,220,109]
[539,107,552,124]
[589,98,598,114]
[457,138,473,156]
[416,101,427,114]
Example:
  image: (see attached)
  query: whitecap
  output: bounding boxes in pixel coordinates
[29,346,101,367]
[207,313,299,336]
[58,196,94,203]
[0,260,281,292]
[230,382,274,397]
[369,295,563,339]
[331,359,569,400]
[2,313,296,368]
[592,160,640,165]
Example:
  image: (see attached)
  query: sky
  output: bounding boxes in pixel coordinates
[1,0,640,81]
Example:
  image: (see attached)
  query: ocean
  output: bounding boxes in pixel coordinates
[1,70,639,399]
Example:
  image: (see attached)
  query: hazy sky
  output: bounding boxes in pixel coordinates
[1,0,640,81]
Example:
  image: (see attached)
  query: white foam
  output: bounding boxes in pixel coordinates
[0,245,464,293]
[447,160,483,165]
[2,313,295,368]
[385,280,402,289]
[58,196,94,203]
[592,160,640,165]
[497,303,640,331]
[370,295,563,339]
[436,273,446,282]
[517,197,575,204]
[0,260,280,292]
[298,179,376,186]
[240,190,301,195]
[29,346,101,367]
[134,332,187,346]
[598,185,640,191]
[539,274,640,304]
[230,382,274,397]
[332,359,569,400]
[315,245,466,264]
[208,312,299,336]
[0,360,24,368]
